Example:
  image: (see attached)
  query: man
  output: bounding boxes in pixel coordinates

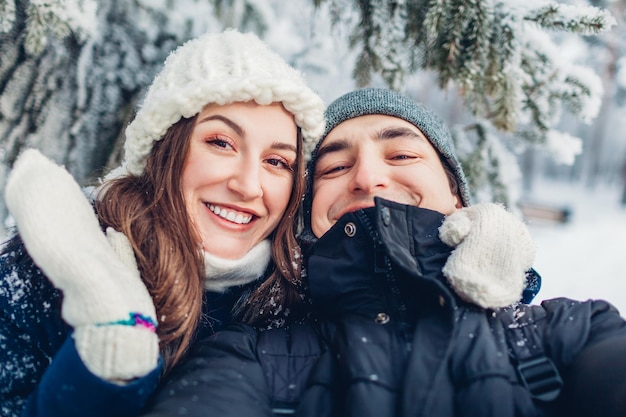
[297,88,626,417]
[302,87,539,310]
[142,88,626,417]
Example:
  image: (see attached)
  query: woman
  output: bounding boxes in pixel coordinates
[0,29,324,417]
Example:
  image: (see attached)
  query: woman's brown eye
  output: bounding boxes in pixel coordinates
[267,158,288,169]
[206,138,232,149]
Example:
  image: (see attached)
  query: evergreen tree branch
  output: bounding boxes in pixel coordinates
[525,3,616,35]
[0,0,16,33]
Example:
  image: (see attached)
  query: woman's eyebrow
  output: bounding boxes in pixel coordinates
[197,114,244,137]
[271,142,297,153]
[197,115,296,152]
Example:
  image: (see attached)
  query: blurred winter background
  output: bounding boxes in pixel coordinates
[1,0,625,314]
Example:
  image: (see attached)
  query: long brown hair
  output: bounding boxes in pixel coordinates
[95,111,306,373]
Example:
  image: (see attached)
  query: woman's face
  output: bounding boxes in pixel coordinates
[182,101,298,259]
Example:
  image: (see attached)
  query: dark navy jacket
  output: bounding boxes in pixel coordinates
[0,235,243,417]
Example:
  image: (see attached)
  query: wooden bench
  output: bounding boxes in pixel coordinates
[519,202,572,224]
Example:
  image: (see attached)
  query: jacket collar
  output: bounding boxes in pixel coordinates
[305,198,454,317]
[372,198,451,281]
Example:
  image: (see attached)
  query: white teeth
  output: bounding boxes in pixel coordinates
[208,204,253,224]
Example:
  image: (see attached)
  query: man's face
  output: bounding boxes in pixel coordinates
[311,114,462,237]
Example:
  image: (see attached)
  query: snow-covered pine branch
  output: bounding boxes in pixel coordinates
[23,0,97,56]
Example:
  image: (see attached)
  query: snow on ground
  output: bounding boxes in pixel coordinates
[526,180,626,317]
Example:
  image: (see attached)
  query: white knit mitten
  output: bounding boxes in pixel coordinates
[439,203,536,309]
[5,149,159,381]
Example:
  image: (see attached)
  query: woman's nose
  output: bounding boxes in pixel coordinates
[227,161,263,200]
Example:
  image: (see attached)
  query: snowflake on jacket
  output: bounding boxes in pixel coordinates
[0,235,70,417]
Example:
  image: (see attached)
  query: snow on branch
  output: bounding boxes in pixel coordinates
[24,0,97,56]
[524,3,617,35]
[0,0,16,33]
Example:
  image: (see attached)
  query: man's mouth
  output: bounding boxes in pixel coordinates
[335,202,375,220]
[207,204,253,224]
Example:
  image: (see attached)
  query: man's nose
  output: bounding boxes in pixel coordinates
[227,160,263,200]
[349,157,389,193]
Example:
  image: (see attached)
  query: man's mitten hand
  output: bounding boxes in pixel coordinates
[439,203,536,308]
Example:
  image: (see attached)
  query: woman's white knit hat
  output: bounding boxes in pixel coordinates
[121,29,325,175]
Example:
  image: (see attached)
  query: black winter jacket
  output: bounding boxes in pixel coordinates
[299,199,626,417]
[142,198,626,417]
[142,322,323,416]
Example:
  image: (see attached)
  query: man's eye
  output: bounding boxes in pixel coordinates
[318,165,348,176]
[391,154,413,160]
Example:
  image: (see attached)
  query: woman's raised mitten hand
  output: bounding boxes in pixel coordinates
[5,149,158,380]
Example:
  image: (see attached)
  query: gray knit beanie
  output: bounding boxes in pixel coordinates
[116,29,325,176]
[309,88,471,207]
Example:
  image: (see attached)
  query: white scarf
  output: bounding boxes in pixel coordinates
[203,239,272,292]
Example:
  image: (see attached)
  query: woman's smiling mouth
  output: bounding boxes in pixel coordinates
[207,204,254,224]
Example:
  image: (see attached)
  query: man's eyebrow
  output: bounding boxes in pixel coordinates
[378,126,426,141]
[197,114,244,137]
[314,138,350,164]
[315,125,427,166]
